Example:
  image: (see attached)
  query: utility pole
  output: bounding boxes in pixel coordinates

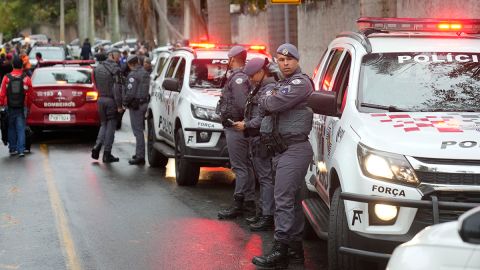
[112,0,120,42]
[60,0,65,42]
[78,0,89,43]
[89,0,95,44]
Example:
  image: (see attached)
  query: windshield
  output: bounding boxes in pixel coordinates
[33,69,92,85]
[359,52,480,112]
[189,59,228,88]
[29,47,65,60]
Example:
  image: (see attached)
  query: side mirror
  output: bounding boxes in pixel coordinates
[459,207,480,244]
[162,78,180,92]
[307,90,338,116]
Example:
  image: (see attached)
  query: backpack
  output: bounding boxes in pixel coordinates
[6,73,26,108]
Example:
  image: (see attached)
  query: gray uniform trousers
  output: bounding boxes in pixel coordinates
[273,140,313,243]
[129,102,148,159]
[96,97,117,152]
[250,136,275,215]
[225,127,256,201]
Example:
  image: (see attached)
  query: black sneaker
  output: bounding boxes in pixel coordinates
[18,153,25,158]
[9,150,18,156]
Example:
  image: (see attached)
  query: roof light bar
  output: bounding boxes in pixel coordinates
[357,17,480,34]
[189,42,216,49]
[249,45,266,51]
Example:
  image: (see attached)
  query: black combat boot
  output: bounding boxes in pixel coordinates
[245,204,262,224]
[245,215,260,224]
[129,157,145,165]
[288,241,305,264]
[252,240,289,269]
[91,143,102,160]
[218,194,244,219]
[243,200,256,221]
[102,151,119,163]
[249,215,274,232]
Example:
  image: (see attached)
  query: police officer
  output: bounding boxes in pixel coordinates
[91,48,124,163]
[252,44,314,269]
[217,46,256,220]
[123,55,150,165]
[233,57,276,231]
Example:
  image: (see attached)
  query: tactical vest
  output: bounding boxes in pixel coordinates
[260,108,313,136]
[260,72,314,137]
[6,74,26,108]
[216,69,243,121]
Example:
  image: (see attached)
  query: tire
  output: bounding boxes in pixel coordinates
[147,117,168,168]
[328,187,358,270]
[174,128,200,186]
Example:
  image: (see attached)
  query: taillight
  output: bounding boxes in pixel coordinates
[86,91,98,102]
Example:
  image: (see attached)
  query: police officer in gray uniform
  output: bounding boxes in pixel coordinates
[123,55,150,165]
[217,46,256,220]
[91,48,124,163]
[252,44,314,269]
[233,57,276,231]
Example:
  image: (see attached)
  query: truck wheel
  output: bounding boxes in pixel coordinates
[147,117,168,168]
[328,187,358,270]
[174,128,200,186]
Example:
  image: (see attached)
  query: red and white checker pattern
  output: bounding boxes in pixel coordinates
[370,113,475,133]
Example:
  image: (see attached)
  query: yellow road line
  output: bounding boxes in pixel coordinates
[40,144,82,270]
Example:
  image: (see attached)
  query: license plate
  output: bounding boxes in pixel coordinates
[48,114,71,122]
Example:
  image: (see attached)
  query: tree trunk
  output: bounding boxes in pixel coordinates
[89,0,95,44]
[60,0,65,42]
[78,0,89,43]
[111,0,120,42]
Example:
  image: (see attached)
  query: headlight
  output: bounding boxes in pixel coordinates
[357,143,418,186]
[191,104,221,123]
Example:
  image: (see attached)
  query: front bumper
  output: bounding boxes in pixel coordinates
[340,192,480,261]
[183,127,229,166]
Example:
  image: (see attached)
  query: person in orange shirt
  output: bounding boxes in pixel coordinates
[0,56,32,157]
[20,51,32,76]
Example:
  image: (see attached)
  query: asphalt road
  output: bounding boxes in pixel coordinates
[0,113,327,270]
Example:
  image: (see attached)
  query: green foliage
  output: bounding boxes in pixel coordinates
[0,0,77,41]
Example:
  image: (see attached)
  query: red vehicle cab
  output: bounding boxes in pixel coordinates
[27,60,99,131]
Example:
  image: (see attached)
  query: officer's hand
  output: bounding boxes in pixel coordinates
[233,121,245,131]
[117,107,125,113]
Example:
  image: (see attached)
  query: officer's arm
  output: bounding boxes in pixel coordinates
[0,76,8,106]
[260,78,313,113]
[231,75,250,110]
[112,71,123,108]
[245,84,273,129]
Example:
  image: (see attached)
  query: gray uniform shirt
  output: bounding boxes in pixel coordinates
[225,68,251,120]
[245,77,276,129]
[94,59,122,107]
[259,68,314,138]
[124,67,150,105]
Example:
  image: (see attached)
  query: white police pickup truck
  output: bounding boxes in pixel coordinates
[303,17,480,270]
[147,43,269,186]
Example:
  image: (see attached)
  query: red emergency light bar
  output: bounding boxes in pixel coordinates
[188,42,267,52]
[357,17,480,34]
[38,60,96,67]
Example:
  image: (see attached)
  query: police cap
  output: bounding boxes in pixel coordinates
[228,45,246,58]
[276,43,299,60]
[107,48,120,55]
[244,57,268,77]
[127,54,138,64]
